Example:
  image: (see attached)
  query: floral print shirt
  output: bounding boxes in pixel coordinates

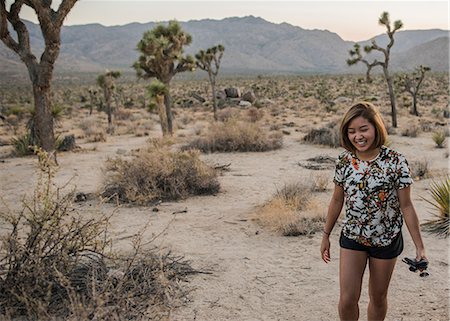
[333,146,413,247]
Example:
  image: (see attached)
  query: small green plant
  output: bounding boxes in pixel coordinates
[11,134,33,156]
[432,130,446,148]
[421,177,450,237]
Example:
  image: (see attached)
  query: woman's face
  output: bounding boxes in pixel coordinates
[347,116,376,154]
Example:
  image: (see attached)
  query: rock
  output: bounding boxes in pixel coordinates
[333,96,350,104]
[116,148,127,155]
[190,91,206,103]
[216,90,227,100]
[58,134,77,151]
[239,100,252,107]
[241,91,256,103]
[225,87,241,98]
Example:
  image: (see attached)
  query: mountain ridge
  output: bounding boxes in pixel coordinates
[0,16,448,75]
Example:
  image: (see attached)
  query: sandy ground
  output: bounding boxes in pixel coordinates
[0,130,448,321]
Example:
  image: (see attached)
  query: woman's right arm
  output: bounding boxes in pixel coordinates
[320,184,344,263]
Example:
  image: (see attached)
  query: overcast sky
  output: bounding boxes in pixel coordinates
[14,0,450,41]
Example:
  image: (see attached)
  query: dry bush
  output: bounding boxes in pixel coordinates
[102,144,220,205]
[310,172,330,192]
[303,122,340,148]
[216,107,240,122]
[255,182,325,236]
[78,118,107,143]
[114,108,133,120]
[401,124,420,137]
[185,119,283,153]
[0,149,199,320]
[245,107,264,123]
[409,159,429,179]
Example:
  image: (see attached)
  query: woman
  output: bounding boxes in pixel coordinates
[320,102,427,321]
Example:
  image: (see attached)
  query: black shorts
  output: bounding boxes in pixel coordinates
[339,232,403,259]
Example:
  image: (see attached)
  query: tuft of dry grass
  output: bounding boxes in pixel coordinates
[102,144,220,205]
[255,182,325,236]
[185,119,283,153]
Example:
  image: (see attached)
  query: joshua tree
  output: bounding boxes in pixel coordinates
[347,12,403,127]
[396,65,430,116]
[0,0,78,152]
[147,80,169,136]
[347,43,378,83]
[87,87,98,115]
[195,45,225,121]
[134,20,195,135]
[97,70,121,133]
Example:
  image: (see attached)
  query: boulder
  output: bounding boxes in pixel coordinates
[216,90,227,100]
[239,100,252,107]
[241,90,256,103]
[58,134,77,151]
[225,87,241,98]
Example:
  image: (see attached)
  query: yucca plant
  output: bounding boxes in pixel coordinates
[432,130,446,148]
[421,176,450,237]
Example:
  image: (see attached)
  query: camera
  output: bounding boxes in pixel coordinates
[402,257,429,277]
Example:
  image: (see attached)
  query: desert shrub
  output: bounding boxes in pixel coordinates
[216,107,239,122]
[79,118,107,143]
[401,124,420,137]
[421,176,449,237]
[113,108,133,120]
[310,172,330,191]
[432,130,446,148]
[303,123,340,147]
[0,149,108,318]
[0,149,198,320]
[185,119,283,153]
[409,159,429,179]
[246,107,264,123]
[256,182,325,236]
[102,146,220,204]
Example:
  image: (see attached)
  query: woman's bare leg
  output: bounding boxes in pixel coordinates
[367,257,397,321]
[339,248,368,321]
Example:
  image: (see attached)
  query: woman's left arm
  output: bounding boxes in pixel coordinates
[398,186,427,261]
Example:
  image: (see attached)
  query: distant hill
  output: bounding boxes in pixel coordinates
[0,16,448,75]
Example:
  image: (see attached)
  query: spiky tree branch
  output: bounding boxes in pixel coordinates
[195,44,225,121]
[396,65,430,116]
[134,20,195,136]
[0,0,78,153]
[346,11,403,127]
[347,43,379,83]
[97,70,121,133]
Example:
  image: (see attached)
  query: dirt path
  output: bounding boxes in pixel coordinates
[0,133,448,321]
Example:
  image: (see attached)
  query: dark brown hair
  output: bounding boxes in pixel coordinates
[339,102,388,153]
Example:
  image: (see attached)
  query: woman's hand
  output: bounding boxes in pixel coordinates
[321,234,331,263]
[415,247,427,262]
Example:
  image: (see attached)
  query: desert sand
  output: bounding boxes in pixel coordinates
[0,125,448,321]
[0,72,449,321]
